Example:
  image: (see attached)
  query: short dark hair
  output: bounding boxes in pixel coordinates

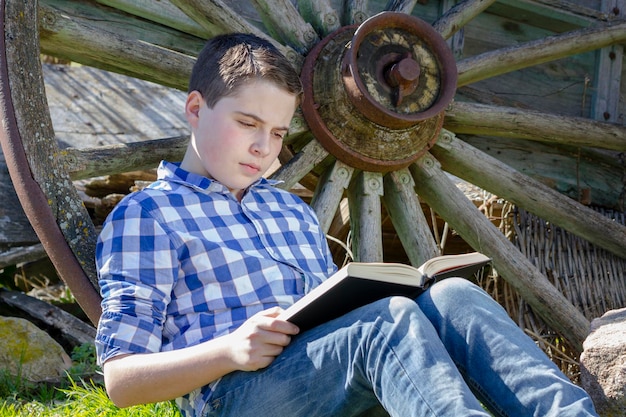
[188,33,303,108]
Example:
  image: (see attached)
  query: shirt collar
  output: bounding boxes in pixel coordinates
[156,160,282,195]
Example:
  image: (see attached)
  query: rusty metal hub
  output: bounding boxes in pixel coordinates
[301,11,457,172]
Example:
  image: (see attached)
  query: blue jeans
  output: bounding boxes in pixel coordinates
[201,278,597,417]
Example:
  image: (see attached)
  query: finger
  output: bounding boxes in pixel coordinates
[253,309,300,336]
[273,318,300,336]
[250,353,280,371]
[257,306,283,318]
[261,343,286,357]
[252,328,292,347]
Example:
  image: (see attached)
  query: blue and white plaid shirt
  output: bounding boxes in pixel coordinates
[95,161,337,415]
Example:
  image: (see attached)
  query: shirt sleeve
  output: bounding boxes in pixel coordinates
[94,197,178,365]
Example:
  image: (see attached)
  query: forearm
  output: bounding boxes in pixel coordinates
[103,335,237,408]
[102,307,298,408]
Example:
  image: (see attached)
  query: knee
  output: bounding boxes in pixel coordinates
[370,296,435,339]
[387,295,418,312]
[429,277,480,301]
[369,296,425,327]
[421,277,495,315]
[368,296,420,321]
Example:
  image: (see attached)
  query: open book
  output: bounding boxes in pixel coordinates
[278,252,491,331]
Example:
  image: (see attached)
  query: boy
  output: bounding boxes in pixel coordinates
[95,33,598,416]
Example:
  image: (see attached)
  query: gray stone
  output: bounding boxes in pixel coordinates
[580,308,626,417]
[0,316,71,382]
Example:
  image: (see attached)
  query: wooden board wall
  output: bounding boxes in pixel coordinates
[0,153,38,249]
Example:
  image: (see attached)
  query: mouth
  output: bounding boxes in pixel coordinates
[241,162,261,173]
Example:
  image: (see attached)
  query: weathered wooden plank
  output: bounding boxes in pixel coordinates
[271,138,329,190]
[498,0,608,24]
[458,54,596,120]
[382,169,439,266]
[445,101,626,151]
[457,19,626,87]
[348,171,384,262]
[433,0,498,40]
[297,0,341,36]
[409,154,590,352]
[0,290,96,347]
[0,158,38,247]
[591,0,625,123]
[463,136,624,209]
[39,1,196,90]
[0,245,46,270]
[310,160,354,233]
[431,130,626,260]
[250,0,318,53]
[43,64,189,147]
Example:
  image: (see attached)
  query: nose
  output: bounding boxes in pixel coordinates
[250,131,272,156]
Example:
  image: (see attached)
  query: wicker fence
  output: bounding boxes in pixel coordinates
[481,205,626,380]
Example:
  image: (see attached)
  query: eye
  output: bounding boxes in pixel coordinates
[273,131,285,140]
[238,120,256,128]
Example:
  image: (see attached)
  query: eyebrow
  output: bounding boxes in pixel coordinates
[236,111,290,132]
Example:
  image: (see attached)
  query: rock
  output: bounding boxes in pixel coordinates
[580,308,626,417]
[0,316,71,382]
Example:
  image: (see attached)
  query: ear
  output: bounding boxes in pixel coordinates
[185,90,203,127]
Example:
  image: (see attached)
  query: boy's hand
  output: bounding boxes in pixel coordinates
[227,307,300,372]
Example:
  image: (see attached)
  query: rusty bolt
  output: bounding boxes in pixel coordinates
[387,57,420,87]
[386,56,420,106]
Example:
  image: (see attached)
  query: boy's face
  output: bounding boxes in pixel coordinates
[182,79,297,200]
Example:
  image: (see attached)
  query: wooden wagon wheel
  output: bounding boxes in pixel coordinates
[0,0,625,355]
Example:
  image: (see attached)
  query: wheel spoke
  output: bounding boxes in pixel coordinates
[250,0,318,53]
[170,0,263,36]
[457,19,626,86]
[63,136,188,180]
[384,0,418,14]
[343,0,369,25]
[311,160,354,233]
[433,0,498,40]
[445,101,626,151]
[431,131,626,260]
[409,154,590,352]
[95,0,212,39]
[170,0,303,68]
[39,1,196,90]
[297,0,341,37]
[270,139,329,190]
[382,169,439,266]
[348,171,384,262]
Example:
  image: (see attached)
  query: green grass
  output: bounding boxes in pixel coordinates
[0,380,181,416]
[0,343,181,417]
